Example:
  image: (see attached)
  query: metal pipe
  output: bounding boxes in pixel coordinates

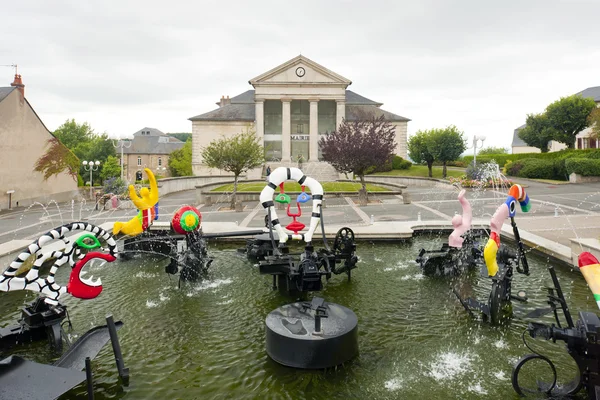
[85,357,94,400]
[106,314,130,383]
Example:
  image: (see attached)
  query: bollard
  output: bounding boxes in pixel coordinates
[417,212,421,222]
[235,201,243,212]
[555,206,559,217]
[370,214,374,225]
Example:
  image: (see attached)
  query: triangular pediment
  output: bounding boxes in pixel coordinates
[249,55,352,86]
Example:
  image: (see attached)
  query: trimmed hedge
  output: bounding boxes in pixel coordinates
[463,149,600,167]
[392,155,412,170]
[505,158,569,180]
[433,160,466,167]
[565,158,600,176]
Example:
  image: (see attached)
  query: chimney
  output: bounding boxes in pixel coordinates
[10,74,25,97]
[219,95,231,107]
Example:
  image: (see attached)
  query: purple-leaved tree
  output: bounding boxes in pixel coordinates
[319,114,396,205]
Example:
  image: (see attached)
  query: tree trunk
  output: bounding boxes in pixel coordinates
[427,162,433,178]
[442,161,447,178]
[358,174,368,206]
[231,175,238,209]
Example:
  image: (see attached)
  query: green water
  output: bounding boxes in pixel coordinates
[0,236,595,399]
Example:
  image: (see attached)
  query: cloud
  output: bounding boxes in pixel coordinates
[1,0,599,148]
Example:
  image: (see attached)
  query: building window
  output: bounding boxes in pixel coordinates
[291,100,310,162]
[137,156,142,166]
[318,100,336,134]
[158,157,162,166]
[264,100,283,135]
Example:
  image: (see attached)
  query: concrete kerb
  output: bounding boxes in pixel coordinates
[0,219,576,271]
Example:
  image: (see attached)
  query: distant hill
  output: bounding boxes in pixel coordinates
[167,133,192,142]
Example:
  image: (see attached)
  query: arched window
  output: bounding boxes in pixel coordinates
[137,156,142,166]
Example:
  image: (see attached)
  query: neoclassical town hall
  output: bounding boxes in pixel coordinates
[190,55,409,178]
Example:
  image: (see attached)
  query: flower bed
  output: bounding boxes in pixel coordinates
[448,175,514,188]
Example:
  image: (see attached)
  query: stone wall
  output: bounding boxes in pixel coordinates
[364,175,453,187]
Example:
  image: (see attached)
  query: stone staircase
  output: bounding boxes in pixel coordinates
[267,161,340,182]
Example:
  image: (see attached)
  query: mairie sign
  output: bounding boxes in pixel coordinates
[291,135,309,141]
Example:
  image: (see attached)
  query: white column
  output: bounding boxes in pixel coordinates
[336,100,345,130]
[309,99,319,161]
[282,99,291,162]
[255,99,264,145]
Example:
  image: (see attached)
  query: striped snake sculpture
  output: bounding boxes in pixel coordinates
[0,222,118,305]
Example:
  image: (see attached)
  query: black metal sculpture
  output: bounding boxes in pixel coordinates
[453,184,531,324]
[416,189,484,276]
[511,255,600,398]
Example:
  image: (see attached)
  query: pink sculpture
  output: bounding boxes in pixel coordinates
[448,189,472,248]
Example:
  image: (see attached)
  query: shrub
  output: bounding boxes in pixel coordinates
[77,174,84,187]
[518,159,556,179]
[447,160,466,168]
[392,155,412,170]
[103,177,127,196]
[505,158,568,180]
[565,158,600,176]
[372,157,393,173]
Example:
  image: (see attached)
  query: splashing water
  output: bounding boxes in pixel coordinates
[427,351,475,381]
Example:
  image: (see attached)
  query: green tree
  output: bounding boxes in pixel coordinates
[588,107,600,139]
[545,95,597,148]
[478,146,509,155]
[201,127,264,208]
[408,130,435,177]
[168,139,193,177]
[518,113,556,153]
[37,119,116,184]
[426,126,467,178]
[167,132,192,142]
[100,155,121,180]
[53,119,95,149]
[319,114,396,205]
[34,137,79,181]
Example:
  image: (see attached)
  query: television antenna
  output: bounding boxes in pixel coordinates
[1,64,18,74]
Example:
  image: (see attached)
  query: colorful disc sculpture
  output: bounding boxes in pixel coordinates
[171,206,202,235]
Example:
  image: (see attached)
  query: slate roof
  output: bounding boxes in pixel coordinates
[191,90,407,122]
[189,103,255,122]
[345,105,410,122]
[576,86,600,102]
[133,127,166,137]
[511,124,527,147]
[345,90,383,106]
[0,87,15,103]
[122,132,184,155]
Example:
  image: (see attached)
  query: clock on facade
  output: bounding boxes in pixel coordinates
[295,67,305,77]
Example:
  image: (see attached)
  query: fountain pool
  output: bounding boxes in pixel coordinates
[0,235,594,399]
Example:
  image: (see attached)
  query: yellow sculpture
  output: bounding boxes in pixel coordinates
[113,168,159,236]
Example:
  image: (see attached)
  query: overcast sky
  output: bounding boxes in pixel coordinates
[2,0,599,152]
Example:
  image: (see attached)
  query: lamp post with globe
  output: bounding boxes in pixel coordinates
[472,135,487,166]
[82,160,100,199]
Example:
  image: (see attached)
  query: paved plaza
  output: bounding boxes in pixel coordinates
[1,178,600,267]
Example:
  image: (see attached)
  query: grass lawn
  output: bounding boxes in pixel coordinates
[372,165,465,179]
[211,182,389,193]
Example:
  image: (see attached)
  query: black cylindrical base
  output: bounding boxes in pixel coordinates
[265,301,358,369]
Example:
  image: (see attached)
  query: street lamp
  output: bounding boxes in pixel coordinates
[472,135,487,166]
[112,139,132,182]
[82,160,100,199]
